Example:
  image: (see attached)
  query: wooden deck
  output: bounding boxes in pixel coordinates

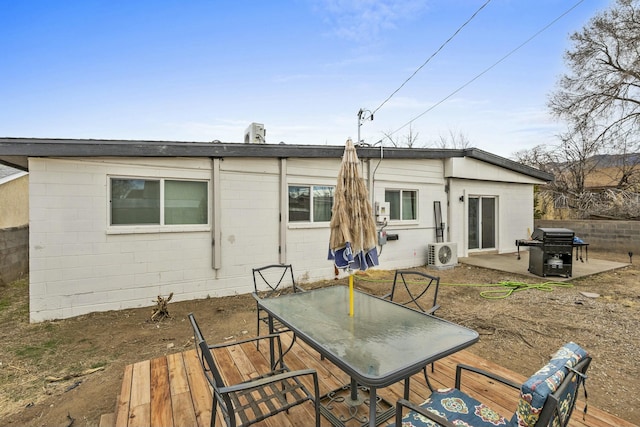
[101,332,635,427]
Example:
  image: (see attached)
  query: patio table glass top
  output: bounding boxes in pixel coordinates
[258,285,479,387]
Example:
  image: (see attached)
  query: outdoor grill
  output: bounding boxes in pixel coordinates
[516,227,575,278]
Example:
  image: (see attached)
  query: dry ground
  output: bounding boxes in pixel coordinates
[1,250,638,426]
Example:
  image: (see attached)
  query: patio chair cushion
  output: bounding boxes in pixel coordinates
[401,387,510,427]
[511,342,589,427]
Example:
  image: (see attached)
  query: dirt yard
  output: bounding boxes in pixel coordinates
[1,249,638,426]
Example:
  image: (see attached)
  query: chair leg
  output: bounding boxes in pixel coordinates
[210,399,217,427]
[256,304,261,350]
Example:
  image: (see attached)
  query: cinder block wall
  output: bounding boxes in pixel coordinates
[535,219,640,255]
[0,225,29,284]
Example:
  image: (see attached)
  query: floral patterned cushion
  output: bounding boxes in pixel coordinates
[510,342,589,427]
[397,342,588,427]
[400,387,510,427]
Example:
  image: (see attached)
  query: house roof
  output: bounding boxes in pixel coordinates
[0,137,553,182]
[0,163,25,180]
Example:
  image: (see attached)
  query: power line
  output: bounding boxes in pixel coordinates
[389,0,586,138]
[371,0,492,116]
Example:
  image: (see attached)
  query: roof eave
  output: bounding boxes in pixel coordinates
[0,138,553,181]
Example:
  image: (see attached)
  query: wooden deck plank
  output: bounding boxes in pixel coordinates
[111,333,637,427]
[183,349,213,427]
[166,352,198,427]
[128,361,151,427]
[150,356,173,427]
[114,363,133,427]
[212,344,243,385]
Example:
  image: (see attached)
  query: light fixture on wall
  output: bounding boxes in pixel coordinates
[459,195,464,202]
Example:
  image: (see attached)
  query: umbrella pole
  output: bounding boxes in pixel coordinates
[349,273,354,317]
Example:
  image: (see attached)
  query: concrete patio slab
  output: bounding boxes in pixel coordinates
[459,250,629,282]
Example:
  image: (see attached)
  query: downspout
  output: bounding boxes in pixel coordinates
[446,176,453,243]
[211,158,222,272]
[279,158,287,264]
[368,143,384,208]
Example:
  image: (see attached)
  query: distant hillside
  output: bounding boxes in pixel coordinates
[589,153,640,168]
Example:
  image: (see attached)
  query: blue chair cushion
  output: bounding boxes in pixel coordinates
[510,342,589,427]
[401,387,510,427]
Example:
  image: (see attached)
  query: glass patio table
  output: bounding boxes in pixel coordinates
[257,285,479,427]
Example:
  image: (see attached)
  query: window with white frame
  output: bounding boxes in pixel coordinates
[385,189,417,221]
[110,178,208,226]
[288,185,334,222]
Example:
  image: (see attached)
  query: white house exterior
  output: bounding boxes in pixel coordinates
[0,138,552,322]
[0,164,29,229]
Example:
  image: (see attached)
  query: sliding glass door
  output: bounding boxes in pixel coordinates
[468,196,496,250]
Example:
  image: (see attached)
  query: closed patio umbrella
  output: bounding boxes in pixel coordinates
[328,138,379,316]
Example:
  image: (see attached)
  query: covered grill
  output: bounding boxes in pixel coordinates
[516,228,575,278]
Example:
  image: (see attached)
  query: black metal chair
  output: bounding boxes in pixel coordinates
[383,270,440,314]
[188,312,321,427]
[393,342,591,427]
[384,270,441,389]
[252,264,304,343]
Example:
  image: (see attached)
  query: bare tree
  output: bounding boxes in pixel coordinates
[512,144,554,171]
[556,126,603,196]
[549,0,640,148]
[539,0,640,218]
[513,127,602,218]
[381,124,421,148]
[431,129,472,149]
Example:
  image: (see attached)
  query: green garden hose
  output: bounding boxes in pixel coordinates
[353,275,573,300]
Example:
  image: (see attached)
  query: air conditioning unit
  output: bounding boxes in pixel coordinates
[428,242,458,269]
[244,122,266,144]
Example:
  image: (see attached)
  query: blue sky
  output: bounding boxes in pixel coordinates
[1,0,611,158]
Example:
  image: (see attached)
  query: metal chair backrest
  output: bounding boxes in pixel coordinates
[533,356,591,427]
[510,343,591,427]
[188,313,225,390]
[387,270,440,314]
[252,264,300,297]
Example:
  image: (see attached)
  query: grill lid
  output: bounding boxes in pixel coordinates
[531,227,574,241]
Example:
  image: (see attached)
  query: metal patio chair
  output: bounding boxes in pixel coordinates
[384,270,441,388]
[188,312,321,427]
[383,270,440,315]
[393,342,591,427]
[252,264,304,344]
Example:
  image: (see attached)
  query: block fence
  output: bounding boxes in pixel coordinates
[0,225,28,285]
[535,219,640,256]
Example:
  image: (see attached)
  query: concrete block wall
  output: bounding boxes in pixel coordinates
[535,219,640,255]
[0,225,28,284]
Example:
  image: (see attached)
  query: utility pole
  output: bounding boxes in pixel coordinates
[357,108,373,145]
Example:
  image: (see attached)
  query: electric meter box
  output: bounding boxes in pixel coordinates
[375,201,390,224]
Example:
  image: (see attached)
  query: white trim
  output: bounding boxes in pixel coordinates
[288,222,331,230]
[106,225,211,234]
[0,171,27,185]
